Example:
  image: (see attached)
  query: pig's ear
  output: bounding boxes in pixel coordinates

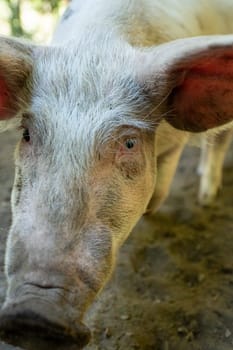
[138,35,233,132]
[0,36,33,132]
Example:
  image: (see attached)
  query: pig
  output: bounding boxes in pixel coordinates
[0,0,233,348]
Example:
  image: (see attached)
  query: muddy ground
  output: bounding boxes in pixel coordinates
[0,131,232,350]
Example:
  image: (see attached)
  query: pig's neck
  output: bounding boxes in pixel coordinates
[53,0,233,47]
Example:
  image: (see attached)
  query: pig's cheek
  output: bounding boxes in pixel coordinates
[116,154,144,181]
[116,158,150,213]
[120,160,142,180]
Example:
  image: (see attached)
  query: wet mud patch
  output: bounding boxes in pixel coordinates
[0,131,232,350]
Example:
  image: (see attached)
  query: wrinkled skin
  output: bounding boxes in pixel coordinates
[1,0,233,348]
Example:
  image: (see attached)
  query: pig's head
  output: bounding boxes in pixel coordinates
[0,33,233,349]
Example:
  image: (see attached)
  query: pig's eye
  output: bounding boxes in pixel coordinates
[125,138,137,149]
[22,128,30,142]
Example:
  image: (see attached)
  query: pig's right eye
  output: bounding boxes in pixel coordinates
[22,128,30,142]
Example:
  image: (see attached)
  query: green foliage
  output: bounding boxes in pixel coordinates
[2,0,62,37]
[31,0,61,14]
[4,0,24,36]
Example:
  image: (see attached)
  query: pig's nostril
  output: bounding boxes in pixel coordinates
[0,309,91,350]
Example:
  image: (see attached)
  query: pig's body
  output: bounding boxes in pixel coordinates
[54,0,233,43]
[0,0,233,349]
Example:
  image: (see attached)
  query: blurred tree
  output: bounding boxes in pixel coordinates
[5,0,24,36]
[32,0,61,14]
[3,0,62,37]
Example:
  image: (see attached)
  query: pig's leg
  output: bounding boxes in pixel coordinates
[198,128,233,206]
[146,139,188,215]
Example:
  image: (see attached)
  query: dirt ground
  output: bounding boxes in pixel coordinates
[0,130,232,350]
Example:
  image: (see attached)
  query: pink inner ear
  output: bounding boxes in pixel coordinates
[170,49,233,132]
[0,77,12,120]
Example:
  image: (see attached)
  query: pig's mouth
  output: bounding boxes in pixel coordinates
[0,295,91,350]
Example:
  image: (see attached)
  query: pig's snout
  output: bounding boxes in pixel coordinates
[0,300,91,350]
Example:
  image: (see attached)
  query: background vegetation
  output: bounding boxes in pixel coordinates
[0,0,66,42]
